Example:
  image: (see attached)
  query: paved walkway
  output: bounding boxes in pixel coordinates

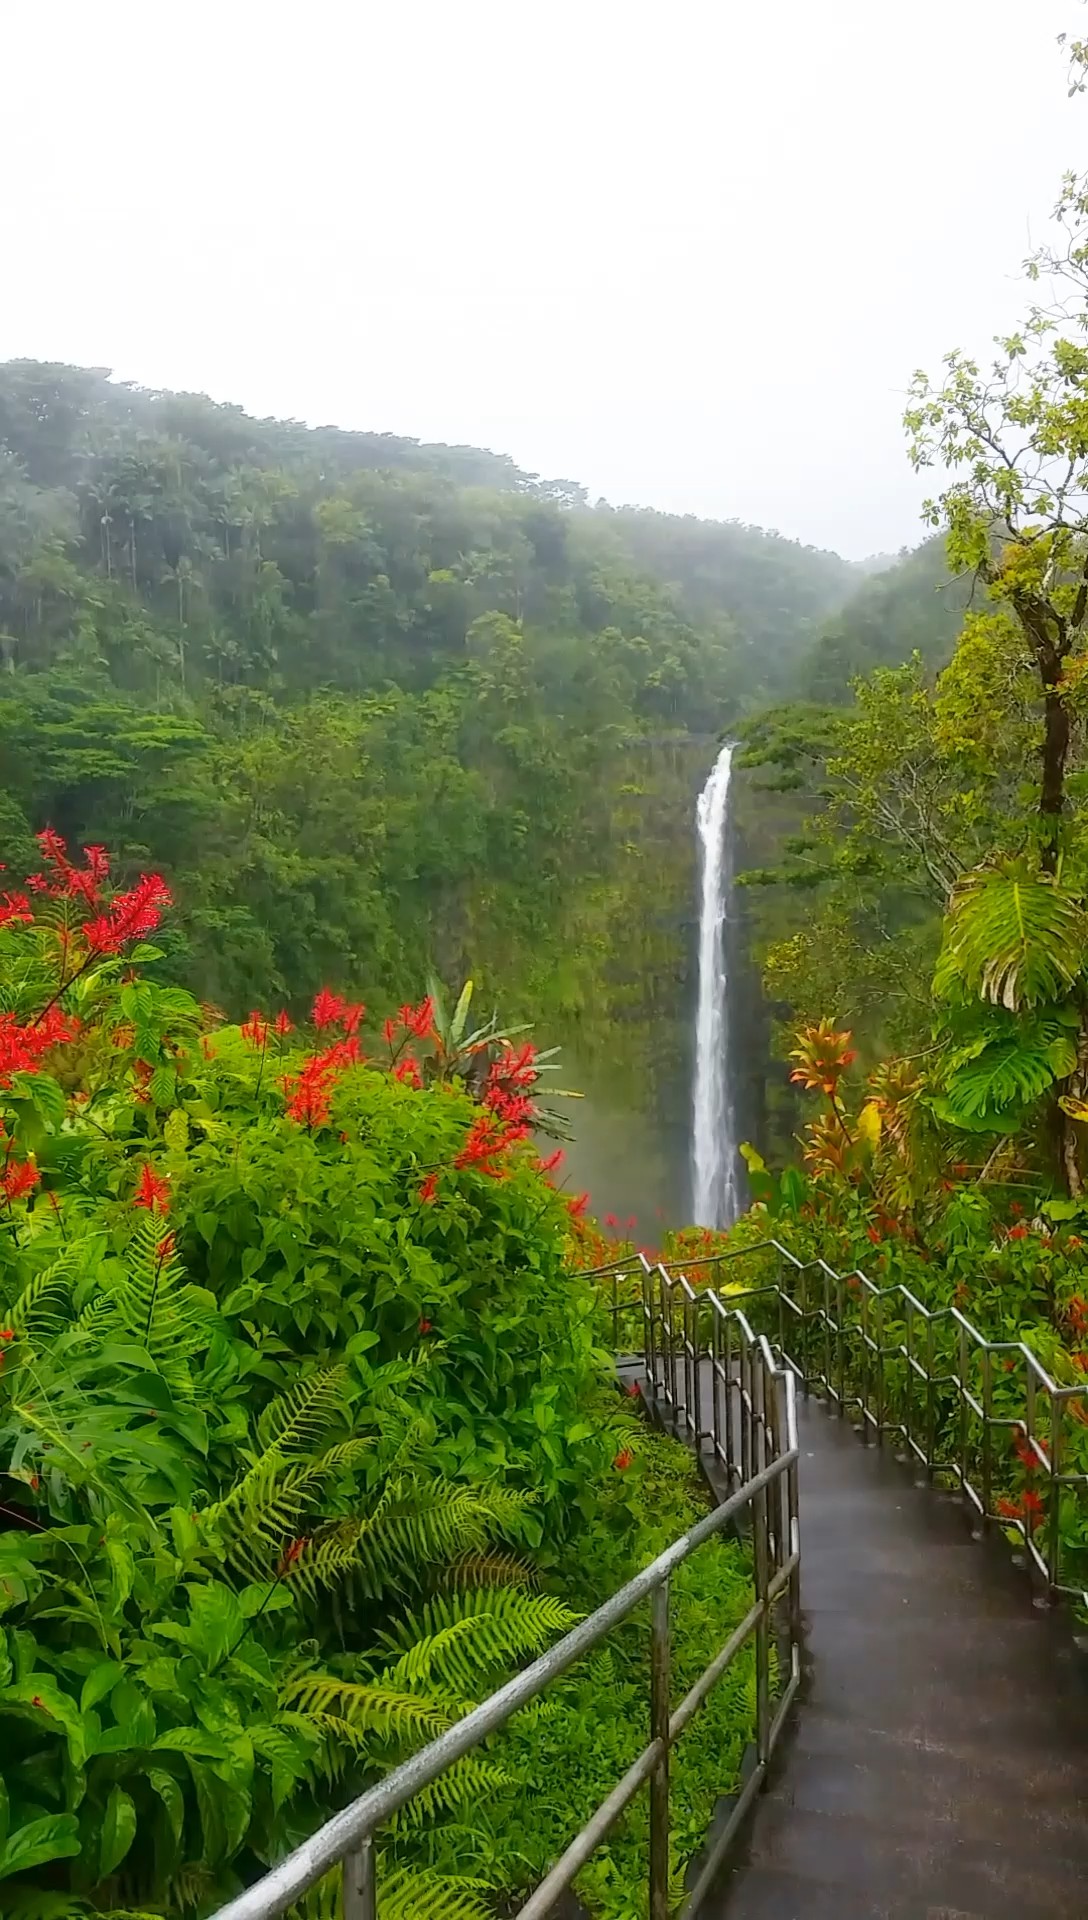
[708,1396,1088,1919]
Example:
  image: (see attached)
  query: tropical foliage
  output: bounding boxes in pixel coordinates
[0,833,755,1919]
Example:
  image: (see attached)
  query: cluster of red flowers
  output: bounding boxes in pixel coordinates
[83,872,172,955]
[284,1037,362,1128]
[1,1157,40,1204]
[312,988,364,1034]
[241,1008,293,1050]
[393,1055,423,1088]
[382,997,435,1048]
[0,1006,77,1088]
[26,831,110,907]
[133,1163,171,1214]
[997,1488,1045,1529]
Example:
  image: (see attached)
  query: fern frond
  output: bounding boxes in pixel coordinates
[97,1216,213,1393]
[204,1437,372,1580]
[6,1260,73,1340]
[291,1865,492,1920]
[448,1549,537,1589]
[939,861,1085,1010]
[255,1367,348,1455]
[376,1867,494,1920]
[387,1754,513,1829]
[279,1674,452,1739]
[379,1586,580,1696]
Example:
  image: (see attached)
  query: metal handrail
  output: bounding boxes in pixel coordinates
[211,1259,801,1920]
[598,1236,1088,1606]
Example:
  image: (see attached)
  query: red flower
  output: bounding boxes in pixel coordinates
[382,1016,397,1049]
[1022,1487,1045,1517]
[1010,1201,1023,1217]
[566,1192,590,1220]
[83,874,171,952]
[241,1010,270,1049]
[155,1231,176,1263]
[997,1496,1022,1521]
[1014,1433,1037,1470]
[866,1224,881,1244]
[605,1213,619,1230]
[626,1216,637,1231]
[311,987,347,1030]
[400,997,435,1040]
[1007,1224,1029,1241]
[418,1316,433,1334]
[0,1159,39,1203]
[277,1535,309,1576]
[626,1380,641,1398]
[274,1009,294,1037]
[37,827,67,867]
[537,1147,565,1176]
[340,1001,365,1036]
[418,1172,440,1204]
[133,1163,170,1214]
[613,1449,634,1471]
[0,893,32,928]
[393,1054,423,1088]
[1074,1351,1088,1373]
[0,1330,15,1342]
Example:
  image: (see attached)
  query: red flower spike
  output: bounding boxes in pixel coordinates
[274,1009,293,1037]
[393,1054,423,1088]
[605,1213,618,1230]
[566,1192,590,1220]
[133,1163,170,1214]
[277,1535,309,1576]
[419,1316,433,1334]
[382,1016,397,1049]
[613,1449,634,1471]
[537,1147,565,1176]
[0,893,32,928]
[241,1011,270,1049]
[155,1231,176,1264]
[418,1172,440,1205]
[311,987,347,1030]
[83,874,171,953]
[1007,1224,1029,1241]
[1,1159,40,1204]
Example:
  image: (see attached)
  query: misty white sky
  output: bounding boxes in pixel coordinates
[3,0,1085,558]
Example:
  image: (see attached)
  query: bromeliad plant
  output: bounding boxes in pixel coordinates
[0,832,638,1920]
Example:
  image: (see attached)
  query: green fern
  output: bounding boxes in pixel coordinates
[938,860,1086,1010]
[97,1216,213,1394]
[4,1259,74,1341]
[279,1674,452,1739]
[286,1479,530,1605]
[379,1585,580,1697]
[203,1437,372,1581]
[386,1754,513,1830]
[291,1863,492,1920]
[255,1368,347,1456]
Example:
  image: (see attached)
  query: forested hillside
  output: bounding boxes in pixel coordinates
[0,364,859,1010]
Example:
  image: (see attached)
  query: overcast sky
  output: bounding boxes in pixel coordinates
[3,0,1085,558]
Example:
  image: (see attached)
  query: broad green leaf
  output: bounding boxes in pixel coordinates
[81,1659,124,1712]
[99,1785,137,1876]
[149,1767,185,1844]
[0,1813,80,1880]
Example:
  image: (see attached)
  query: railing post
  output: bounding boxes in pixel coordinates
[343,1837,376,1920]
[649,1579,671,1920]
[754,1439,771,1766]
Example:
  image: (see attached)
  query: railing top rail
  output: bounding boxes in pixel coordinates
[210,1441,796,1920]
[594,1238,1077,1401]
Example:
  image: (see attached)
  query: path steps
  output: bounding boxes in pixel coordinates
[705,1397,1088,1919]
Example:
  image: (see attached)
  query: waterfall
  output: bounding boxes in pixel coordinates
[691,742,739,1228]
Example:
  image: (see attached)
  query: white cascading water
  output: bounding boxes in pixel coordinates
[691,742,739,1228]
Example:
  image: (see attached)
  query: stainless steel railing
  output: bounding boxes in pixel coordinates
[210,1258,801,1920]
[596,1236,1088,1608]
